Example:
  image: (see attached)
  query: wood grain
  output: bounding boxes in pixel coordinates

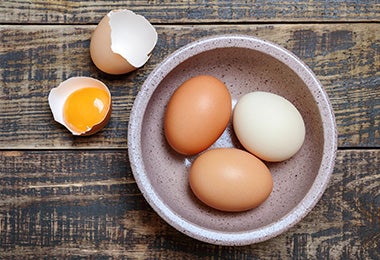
[1,23,379,149]
[1,0,379,24]
[1,0,378,259]
[0,149,378,258]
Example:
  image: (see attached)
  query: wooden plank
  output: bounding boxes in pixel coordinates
[0,23,379,148]
[0,149,378,258]
[1,0,379,24]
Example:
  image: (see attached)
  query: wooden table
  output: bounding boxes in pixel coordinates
[1,1,379,258]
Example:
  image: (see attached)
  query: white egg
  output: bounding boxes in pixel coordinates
[233,91,305,162]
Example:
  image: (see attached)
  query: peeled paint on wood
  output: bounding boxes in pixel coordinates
[0,24,379,148]
[0,0,379,24]
[0,150,378,258]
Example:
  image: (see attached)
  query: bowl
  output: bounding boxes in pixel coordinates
[128,35,337,246]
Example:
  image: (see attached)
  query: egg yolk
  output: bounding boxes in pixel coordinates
[63,87,110,133]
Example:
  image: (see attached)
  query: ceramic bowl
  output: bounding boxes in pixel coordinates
[128,35,337,246]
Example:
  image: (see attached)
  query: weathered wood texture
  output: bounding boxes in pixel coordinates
[1,23,379,148]
[0,150,378,259]
[1,0,379,24]
[1,0,379,258]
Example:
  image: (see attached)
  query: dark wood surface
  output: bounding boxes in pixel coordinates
[1,1,379,259]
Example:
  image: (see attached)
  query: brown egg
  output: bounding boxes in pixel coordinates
[189,148,273,212]
[164,75,232,155]
[90,9,157,75]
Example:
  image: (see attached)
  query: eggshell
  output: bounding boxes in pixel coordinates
[48,77,112,136]
[189,148,273,212]
[233,91,305,162]
[164,75,232,155]
[90,9,157,75]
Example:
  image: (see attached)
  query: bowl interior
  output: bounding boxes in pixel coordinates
[139,46,324,233]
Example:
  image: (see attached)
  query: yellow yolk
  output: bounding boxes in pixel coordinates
[63,87,110,133]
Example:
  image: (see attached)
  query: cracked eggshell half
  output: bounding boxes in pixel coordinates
[90,9,158,75]
[48,76,112,136]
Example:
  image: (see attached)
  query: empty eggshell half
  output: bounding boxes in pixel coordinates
[90,9,158,75]
[48,76,112,136]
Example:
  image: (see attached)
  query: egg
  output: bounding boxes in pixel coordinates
[164,75,232,155]
[189,148,273,212]
[48,77,112,136]
[233,91,305,162]
[90,9,158,75]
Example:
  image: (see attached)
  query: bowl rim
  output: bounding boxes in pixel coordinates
[128,34,338,246]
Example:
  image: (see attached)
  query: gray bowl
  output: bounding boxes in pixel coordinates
[128,35,337,246]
